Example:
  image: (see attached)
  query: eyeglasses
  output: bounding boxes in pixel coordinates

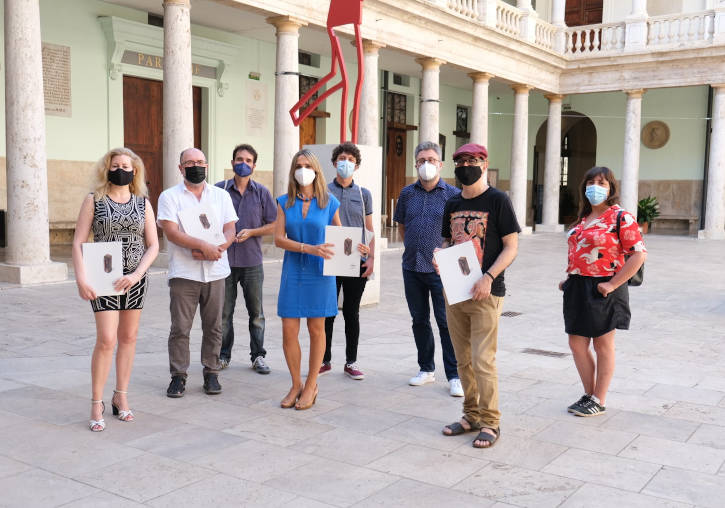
[415,157,439,166]
[454,157,486,167]
[182,160,208,167]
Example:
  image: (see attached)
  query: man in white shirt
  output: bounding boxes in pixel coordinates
[157,148,238,397]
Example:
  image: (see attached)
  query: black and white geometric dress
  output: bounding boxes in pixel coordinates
[90,194,149,312]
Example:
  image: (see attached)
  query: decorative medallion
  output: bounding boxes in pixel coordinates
[641,121,670,149]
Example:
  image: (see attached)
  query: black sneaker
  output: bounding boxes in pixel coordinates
[167,376,186,398]
[203,373,222,395]
[571,396,606,417]
[567,394,591,413]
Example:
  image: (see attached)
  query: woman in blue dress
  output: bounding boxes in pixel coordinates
[275,149,341,410]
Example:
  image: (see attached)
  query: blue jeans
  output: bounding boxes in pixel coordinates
[220,265,266,362]
[402,269,458,380]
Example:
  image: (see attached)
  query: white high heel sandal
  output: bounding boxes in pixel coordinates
[112,389,134,422]
[89,400,105,432]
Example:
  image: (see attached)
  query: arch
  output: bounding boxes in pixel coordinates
[532,111,597,226]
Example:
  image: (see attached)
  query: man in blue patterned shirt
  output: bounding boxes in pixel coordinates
[393,141,463,397]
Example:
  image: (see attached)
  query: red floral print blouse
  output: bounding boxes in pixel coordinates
[567,205,646,277]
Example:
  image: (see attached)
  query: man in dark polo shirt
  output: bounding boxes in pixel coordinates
[393,141,463,397]
[216,144,277,373]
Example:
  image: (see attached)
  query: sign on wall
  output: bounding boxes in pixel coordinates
[120,51,217,79]
[42,42,72,117]
[246,81,267,137]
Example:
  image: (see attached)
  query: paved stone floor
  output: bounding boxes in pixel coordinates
[1,233,724,507]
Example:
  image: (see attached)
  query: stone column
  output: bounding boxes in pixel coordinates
[0,0,67,284]
[416,57,445,144]
[268,16,307,198]
[510,84,533,234]
[162,0,194,189]
[479,0,497,28]
[551,0,567,53]
[625,0,648,51]
[517,0,537,42]
[539,94,564,233]
[700,84,725,240]
[620,89,645,215]
[358,40,385,147]
[714,0,725,44]
[469,72,493,147]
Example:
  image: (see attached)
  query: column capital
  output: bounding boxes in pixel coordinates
[162,0,190,6]
[266,15,307,34]
[415,57,446,70]
[624,88,646,98]
[512,83,534,94]
[468,72,495,83]
[358,39,386,53]
[544,93,565,102]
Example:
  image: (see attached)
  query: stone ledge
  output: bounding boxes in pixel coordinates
[0,261,68,285]
[535,224,565,233]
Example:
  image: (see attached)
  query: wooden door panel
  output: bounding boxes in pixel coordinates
[565,0,602,26]
[385,128,406,214]
[299,116,316,147]
[123,76,202,215]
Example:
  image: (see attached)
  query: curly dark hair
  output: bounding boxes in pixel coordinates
[331,142,361,166]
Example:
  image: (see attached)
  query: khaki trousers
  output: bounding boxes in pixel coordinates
[168,277,224,377]
[446,295,504,429]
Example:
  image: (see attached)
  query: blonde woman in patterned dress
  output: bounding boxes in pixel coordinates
[72,148,159,432]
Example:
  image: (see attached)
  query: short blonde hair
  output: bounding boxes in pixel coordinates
[93,147,148,200]
[286,149,329,209]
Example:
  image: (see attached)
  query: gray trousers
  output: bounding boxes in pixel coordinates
[168,277,224,377]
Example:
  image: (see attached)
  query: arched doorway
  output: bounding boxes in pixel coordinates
[532,111,597,226]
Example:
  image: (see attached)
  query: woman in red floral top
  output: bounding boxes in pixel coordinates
[559,167,646,417]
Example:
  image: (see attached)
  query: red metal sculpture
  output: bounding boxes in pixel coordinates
[289,0,365,144]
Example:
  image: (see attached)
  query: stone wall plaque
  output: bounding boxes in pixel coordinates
[42,43,72,117]
[641,121,670,149]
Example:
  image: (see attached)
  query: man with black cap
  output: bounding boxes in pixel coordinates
[438,143,520,449]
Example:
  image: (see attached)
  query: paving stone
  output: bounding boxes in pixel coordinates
[560,483,691,507]
[224,413,335,447]
[367,443,488,488]
[291,427,405,466]
[59,492,146,507]
[196,439,317,482]
[619,435,725,473]
[456,435,566,470]
[0,454,32,479]
[75,453,214,503]
[543,448,661,491]
[664,401,725,425]
[125,424,246,462]
[313,404,412,435]
[687,423,725,450]
[645,383,724,406]
[354,478,495,507]
[265,458,398,507]
[602,410,700,442]
[453,462,582,507]
[146,473,297,507]
[642,467,725,507]
[534,420,637,454]
[0,468,98,506]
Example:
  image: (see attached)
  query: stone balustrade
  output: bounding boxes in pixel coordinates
[647,11,715,47]
[439,1,723,58]
[447,0,478,20]
[495,0,522,37]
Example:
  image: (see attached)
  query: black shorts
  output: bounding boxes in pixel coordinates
[562,274,630,338]
[90,274,148,312]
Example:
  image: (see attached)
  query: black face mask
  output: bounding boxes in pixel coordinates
[108,169,134,186]
[455,165,482,186]
[185,165,206,184]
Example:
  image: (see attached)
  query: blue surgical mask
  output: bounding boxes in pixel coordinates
[585,184,609,205]
[336,160,356,178]
[233,162,252,177]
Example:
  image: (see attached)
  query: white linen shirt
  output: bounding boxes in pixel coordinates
[157,181,238,283]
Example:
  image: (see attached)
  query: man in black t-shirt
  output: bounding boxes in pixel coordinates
[438,143,521,449]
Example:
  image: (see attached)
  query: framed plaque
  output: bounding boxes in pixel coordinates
[641,121,670,149]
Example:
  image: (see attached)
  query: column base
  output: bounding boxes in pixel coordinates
[535,224,565,233]
[520,226,533,235]
[698,229,725,240]
[0,261,68,285]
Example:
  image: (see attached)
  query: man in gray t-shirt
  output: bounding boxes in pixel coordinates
[322,142,375,380]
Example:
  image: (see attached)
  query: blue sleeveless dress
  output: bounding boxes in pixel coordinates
[277,194,340,318]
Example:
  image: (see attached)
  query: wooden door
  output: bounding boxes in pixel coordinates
[299,116,316,147]
[565,0,603,26]
[385,128,406,215]
[123,76,202,214]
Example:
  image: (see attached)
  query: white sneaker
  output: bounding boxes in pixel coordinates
[409,371,435,386]
[449,378,464,397]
